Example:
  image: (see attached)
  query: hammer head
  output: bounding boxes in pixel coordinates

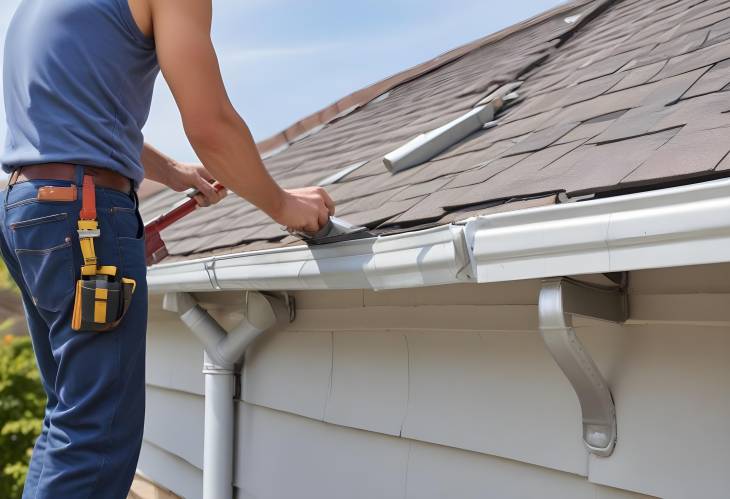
[144,228,169,266]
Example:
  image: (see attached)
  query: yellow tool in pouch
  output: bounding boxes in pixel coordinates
[71,174,136,332]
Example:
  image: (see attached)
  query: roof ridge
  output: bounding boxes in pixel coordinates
[255,0,597,156]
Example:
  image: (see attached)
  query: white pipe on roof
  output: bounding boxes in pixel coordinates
[146,177,730,293]
[381,81,523,173]
[383,105,496,173]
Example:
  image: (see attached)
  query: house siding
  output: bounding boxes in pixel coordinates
[139,263,730,499]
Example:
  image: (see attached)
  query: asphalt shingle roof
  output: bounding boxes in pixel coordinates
[142,0,730,262]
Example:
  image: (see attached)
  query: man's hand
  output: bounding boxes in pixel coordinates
[141,144,227,207]
[274,187,335,234]
[167,163,227,207]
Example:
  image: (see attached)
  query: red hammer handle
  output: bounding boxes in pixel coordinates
[144,182,226,265]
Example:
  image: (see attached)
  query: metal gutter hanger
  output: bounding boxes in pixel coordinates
[538,275,628,457]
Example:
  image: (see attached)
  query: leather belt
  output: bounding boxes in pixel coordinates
[9,163,132,193]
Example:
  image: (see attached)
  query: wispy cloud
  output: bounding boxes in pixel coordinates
[0,0,565,165]
[219,43,339,64]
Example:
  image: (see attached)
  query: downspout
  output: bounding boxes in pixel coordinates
[162,291,292,499]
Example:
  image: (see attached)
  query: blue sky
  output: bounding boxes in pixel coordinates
[0,0,564,165]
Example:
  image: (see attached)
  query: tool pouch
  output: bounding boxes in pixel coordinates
[72,267,136,332]
[70,173,136,332]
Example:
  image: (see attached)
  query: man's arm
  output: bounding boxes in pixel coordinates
[142,143,226,207]
[148,0,333,233]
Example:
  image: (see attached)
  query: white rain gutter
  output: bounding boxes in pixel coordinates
[465,177,730,283]
[148,223,472,293]
[161,291,291,499]
[147,177,730,294]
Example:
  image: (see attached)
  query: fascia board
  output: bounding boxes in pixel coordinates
[467,178,730,283]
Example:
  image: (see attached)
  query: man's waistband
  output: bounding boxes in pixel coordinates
[8,163,132,193]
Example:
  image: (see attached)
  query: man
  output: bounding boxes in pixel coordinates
[0,0,334,497]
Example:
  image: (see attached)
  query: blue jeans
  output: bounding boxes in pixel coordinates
[0,174,148,499]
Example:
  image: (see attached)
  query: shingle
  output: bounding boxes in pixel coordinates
[586,67,704,143]
[622,126,730,183]
[389,175,455,201]
[444,154,530,189]
[574,47,646,83]
[541,128,679,195]
[652,39,730,81]
[555,110,625,144]
[483,109,558,142]
[385,188,474,225]
[715,152,730,171]
[355,196,430,227]
[543,80,658,125]
[337,188,403,216]
[590,106,674,144]
[438,194,558,224]
[441,140,586,209]
[506,72,624,121]
[648,92,730,131]
[434,135,518,164]
[708,18,730,45]
[504,121,580,155]
[645,29,710,62]
[610,61,667,92]
[683,59,730,98]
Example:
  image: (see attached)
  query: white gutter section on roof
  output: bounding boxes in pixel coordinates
[466,177,730,283]
[146,177,730,293]
[147,224,472,293]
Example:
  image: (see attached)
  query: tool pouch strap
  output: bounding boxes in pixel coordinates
[71,174,136,332]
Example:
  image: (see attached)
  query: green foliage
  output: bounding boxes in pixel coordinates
[0,336,45,499]
[0,259,18,294]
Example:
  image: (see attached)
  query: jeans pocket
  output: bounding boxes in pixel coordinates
[117,236,146,278]
[12,213,75,312]
[112,204,146,279]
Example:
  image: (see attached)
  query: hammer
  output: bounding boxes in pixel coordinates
[144,183,226,266]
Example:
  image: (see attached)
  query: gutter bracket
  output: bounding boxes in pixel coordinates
[538,275,628,457]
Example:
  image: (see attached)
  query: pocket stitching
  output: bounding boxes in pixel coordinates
[15,240,72,255]
[10,212,68,230]
[15,241,75,311]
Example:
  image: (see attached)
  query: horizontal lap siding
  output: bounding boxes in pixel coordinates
[588,323,730,498]
[138,441,202,499]
[140,308,207,497]
[143,263,730,499]
[233,403,652,499]
[145,316,204,396]
[144,386,204,470]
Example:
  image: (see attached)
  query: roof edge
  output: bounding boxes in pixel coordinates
[255,0,594,156]
[147,178,730,293]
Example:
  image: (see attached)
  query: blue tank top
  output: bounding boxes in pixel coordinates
[1,0,159,186]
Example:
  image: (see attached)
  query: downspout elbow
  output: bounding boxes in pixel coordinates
[163,291,289,370]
